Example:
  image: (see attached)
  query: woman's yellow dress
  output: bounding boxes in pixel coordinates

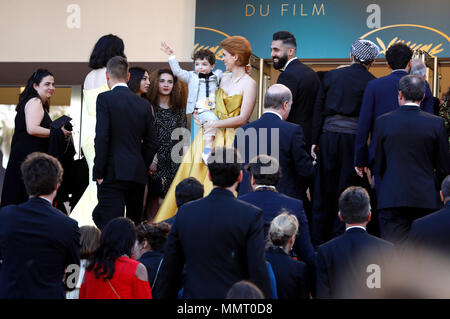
[154,88,243,222]
[70,84,109,226]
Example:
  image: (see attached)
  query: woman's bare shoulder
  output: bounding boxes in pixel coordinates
[25,97,43,109]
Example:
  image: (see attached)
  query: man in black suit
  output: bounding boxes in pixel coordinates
[374,75,450,245]
[316,186,394,298]
[154,147,272,299]
[310,39,379,246]
[234,83,313,204]
[271,31,321,151]
[0,152,80,298]
[238,155,315,273]
[92,56,158,230]
[405,175,450,257]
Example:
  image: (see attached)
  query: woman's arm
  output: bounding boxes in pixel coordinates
[24,98,51,138]
[205,78,257,130]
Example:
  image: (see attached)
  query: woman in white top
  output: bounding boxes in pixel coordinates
[70,34,126,226]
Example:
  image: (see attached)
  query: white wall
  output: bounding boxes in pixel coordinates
[0,0,196,62]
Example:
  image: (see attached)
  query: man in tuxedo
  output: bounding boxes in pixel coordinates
[238,155,316,288]
[373,75,450,245]
[354,42,434,179]
[310,39,379,246]
[234,84,313,205]
[316,186,394,298]
[154,147,272,299]
[92,56,158,230]
[271,31,321,151]
[406,175,450,258]
[0,152,80,298]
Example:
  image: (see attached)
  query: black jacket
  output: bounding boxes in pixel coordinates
[0,198,80,298]
[312,63,376,144]
[93,86,158,184]
[406,202,450,257]
[153,188,272,299]
[238,189,315,271]
[374,105,450,210]
[266,246,309,299]
[234,112,313,200]
[277,59,321,149]
[316,227,394,298]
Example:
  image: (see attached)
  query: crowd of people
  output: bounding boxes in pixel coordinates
[0,30,450,299]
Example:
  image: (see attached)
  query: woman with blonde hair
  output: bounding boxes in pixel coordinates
[266,212,310,299]
[154,35,256,222]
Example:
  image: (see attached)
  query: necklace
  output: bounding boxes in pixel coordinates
[231,71,245,84]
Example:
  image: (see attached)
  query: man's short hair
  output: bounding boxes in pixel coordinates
[410,59,427,78]
[175,177,204,207]
[207,147,242,188]
[338,186,371,224]
[272,31,297,48]
[245,155,281,186]
[442,175,450,203]
[106,56,129,80]
[21,152,63,197]
[385,43,413,70]
[192,49,216,66]
[263,84,292,110]
[398,74,425,102]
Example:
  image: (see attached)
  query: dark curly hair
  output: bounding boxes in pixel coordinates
[88,34,126,69]
[147,68,187,110]
[135,221,171,253]
[17,69,53,112]
[87,218,136,280]
[192,49,216,66]
[128,67,149,96]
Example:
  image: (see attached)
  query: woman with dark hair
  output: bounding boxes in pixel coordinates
[145,69,186,219]
[80,218,151,299]
[133,221,171,290]
[154,36,256,222]
[128,67,150,97]
[1,69,70,206]
[71,34,126,226]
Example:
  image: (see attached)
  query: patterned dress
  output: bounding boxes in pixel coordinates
[153,106,186,196]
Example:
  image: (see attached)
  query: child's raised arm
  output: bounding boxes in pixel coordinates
[160,41,175,56]
[161,41,191,83]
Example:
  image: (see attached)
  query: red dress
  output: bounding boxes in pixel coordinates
[79,256,152,299]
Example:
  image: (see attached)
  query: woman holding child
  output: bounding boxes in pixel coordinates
[154,35,256,222]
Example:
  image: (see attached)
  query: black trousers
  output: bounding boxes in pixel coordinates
[311,131,370,246]
[92,179,145,230]
[378,207,435,245]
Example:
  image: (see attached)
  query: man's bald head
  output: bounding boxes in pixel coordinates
[264,84,292,110]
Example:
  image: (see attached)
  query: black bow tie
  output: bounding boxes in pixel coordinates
[199,72,214,79]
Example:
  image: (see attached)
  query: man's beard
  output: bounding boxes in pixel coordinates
[272,54,289,70]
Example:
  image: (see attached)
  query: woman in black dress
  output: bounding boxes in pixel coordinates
[1,69,71,207]
[145,69,186,219]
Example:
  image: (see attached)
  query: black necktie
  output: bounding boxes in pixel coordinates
[198,72,214,79]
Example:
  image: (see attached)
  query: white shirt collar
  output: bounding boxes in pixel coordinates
[281,57,298,71]
[391,69,408,73]
[263,110,283,120]
[346,225,366,232]
[404,102,420,107]
[254,185,277,191]
[111,82,128,90]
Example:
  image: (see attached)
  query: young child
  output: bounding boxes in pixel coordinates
[161,41,222,163]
